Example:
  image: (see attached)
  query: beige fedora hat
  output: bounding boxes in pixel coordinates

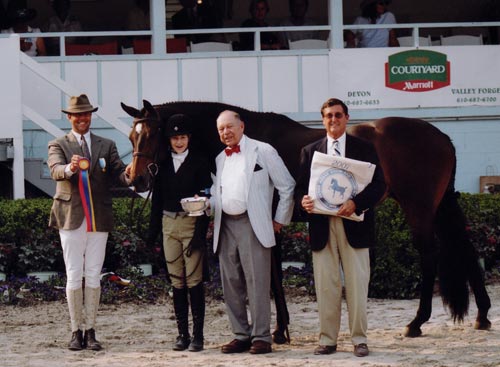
[62,94,98,114]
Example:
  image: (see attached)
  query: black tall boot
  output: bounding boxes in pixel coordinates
[172,287,190,351]
[188,282,205,352]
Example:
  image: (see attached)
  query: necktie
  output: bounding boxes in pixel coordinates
[225,145,241,156]
[333,140,341,156]
[81,135,91,159]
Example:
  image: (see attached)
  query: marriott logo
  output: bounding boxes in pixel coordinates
[385,50,450,92]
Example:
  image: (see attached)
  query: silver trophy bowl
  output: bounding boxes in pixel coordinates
[180,197,208,216]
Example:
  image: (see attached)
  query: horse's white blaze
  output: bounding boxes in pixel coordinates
[135,123,143,134]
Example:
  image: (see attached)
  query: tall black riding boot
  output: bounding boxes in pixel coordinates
[172,287,190,351]
[188,282,205,352]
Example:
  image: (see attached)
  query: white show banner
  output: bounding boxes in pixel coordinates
[329,46,500,109]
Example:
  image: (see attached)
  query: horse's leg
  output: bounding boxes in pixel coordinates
[404,227,437,337]
[468,250,492,330]
[271,233,290,344]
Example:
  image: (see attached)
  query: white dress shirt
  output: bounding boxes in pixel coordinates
[65,131,92,176]
[327,133,346,157]
[221,136,248,215]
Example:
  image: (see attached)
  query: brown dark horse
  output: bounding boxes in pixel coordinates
[121,100,491,338]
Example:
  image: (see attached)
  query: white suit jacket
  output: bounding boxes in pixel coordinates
[210,136,295,252]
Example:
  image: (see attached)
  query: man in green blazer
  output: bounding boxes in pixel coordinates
[48,94,130,351]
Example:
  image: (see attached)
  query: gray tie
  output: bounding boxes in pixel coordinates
[333,140,341,156]
[81,135,91,159]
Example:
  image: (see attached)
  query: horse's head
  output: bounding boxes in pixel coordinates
[121,100,162,192]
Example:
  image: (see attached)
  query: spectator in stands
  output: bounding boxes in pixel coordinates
[346,0,399,48]
[239,0,281,51]
[278,0,321,49]
[1,4,47,56]
[123,0,151,51]
[172,0,222,44]
[44,0,83,56]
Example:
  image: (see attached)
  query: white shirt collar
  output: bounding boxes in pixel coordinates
[237,135,247,151]
[326,133,346,156]
[171,149,189,159]
[72,130,91,143]
[171,149,189,172]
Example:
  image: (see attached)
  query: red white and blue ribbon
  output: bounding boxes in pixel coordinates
[78,158,96,232]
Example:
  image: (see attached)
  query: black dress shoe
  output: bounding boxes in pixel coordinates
[83,329,102,351]
[173,335,191,351]
[249,340,272,354]
[221,339,251,354]
[188,336,204,352]
[68,330,83,351]
[314,344,337,355]
[354,343,369,357]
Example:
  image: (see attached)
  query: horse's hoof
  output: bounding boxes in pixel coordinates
[403,326,422,338]
[474,319,492,331]
[272,330,288,344]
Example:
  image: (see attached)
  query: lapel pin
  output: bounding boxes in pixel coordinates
[99,157,106,172]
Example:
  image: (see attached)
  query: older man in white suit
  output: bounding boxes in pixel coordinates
[209,110,295,355]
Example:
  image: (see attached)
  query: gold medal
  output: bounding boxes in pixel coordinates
[78,158,90,171]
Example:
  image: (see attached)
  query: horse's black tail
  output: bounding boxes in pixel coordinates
[434,157,481,322]
[434,190,470,322]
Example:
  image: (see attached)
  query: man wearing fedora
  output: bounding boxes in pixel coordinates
[48,94,131,351]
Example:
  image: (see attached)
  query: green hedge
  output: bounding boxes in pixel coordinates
[0,198,160,275]
[0,195,499,300]
[370,194,500,299]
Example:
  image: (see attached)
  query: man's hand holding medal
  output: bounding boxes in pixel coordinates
[70,155,90,172]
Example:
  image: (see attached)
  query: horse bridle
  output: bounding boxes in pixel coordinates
[132,117,161,178]
[129,116,162,233]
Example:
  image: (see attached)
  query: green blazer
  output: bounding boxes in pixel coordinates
[47,131,129,232]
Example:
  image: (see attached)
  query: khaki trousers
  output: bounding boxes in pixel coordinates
[162,215,203,289]
[312,216,370,347]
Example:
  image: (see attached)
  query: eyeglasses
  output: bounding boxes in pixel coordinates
[323,112,346,119]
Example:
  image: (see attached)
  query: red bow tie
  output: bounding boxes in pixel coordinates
[225,145,241,156]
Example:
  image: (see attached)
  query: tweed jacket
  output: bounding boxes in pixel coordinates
[47,131,129,232]
[210,136,296,252]
[296,134,386,250]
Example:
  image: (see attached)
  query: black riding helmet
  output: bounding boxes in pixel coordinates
[165,114,193,137]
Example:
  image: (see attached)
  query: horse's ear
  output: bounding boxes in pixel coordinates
[121,102,141,118]
[143,100,158,118]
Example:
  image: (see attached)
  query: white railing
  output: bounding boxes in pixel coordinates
[4,21,499,58]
